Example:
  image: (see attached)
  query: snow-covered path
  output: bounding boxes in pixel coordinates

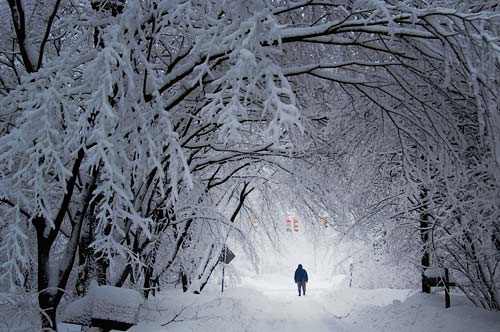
[124,234,362,332]
[234,274,352,332]
[124,273,500,332]
[231,288,349,332]
[8,273,357,332]
[242,295,344,332]
[132,275,354,332]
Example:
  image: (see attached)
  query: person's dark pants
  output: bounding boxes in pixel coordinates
[297,282,306,296]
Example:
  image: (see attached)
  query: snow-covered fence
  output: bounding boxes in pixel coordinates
[423,268,457,308]
[62,282,143,331]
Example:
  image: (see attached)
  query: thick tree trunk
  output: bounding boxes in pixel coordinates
[35,156,92,330]
[39,294,58,332]
[35,221,66,331]
[37,238,58,331]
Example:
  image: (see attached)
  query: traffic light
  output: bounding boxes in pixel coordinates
[293,217,299,232]
[286,217,292,232]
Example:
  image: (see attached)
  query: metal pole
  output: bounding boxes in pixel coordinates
[221,246,226,293]
[221,266,225,293]
[349,263,353,288]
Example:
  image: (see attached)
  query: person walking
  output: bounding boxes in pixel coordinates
[294,264,308,296]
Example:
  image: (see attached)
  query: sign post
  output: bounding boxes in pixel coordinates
[222,266,225,293]
[349,263,353,288]
[219,246,235,293]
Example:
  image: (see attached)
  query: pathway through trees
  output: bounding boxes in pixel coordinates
[121,274,500,332]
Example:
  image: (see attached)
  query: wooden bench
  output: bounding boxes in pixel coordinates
[62,282,143,331]
[423,267,456,308]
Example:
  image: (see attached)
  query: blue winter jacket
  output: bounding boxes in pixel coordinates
[294,265,308,283]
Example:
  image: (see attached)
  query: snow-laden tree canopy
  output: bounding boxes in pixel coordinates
[1,0,500,330]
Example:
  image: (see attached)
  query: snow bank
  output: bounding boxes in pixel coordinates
[62,282,143,327]
[90,284,143,324]
[62,297,92,325]
[345,291,500,332]
[322,286,412,318]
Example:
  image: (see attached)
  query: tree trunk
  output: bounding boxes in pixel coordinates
[190,244,218,294]
[76,172,102,294]
[420,189,431,294]
[36,162,94,330]
[37,239,58,331]
[143,265,158,298]
[197,258,219,294]
[39,294,58,332]
[143,238,160,298]
[76,214,97,296]
[181,271,189,292]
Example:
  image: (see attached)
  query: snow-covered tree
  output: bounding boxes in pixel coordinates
[2,1,500,330]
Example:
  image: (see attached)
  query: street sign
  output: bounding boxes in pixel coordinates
[219,245,235,264]
[219,246,235,293]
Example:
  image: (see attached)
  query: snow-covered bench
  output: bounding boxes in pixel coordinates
[423,267,456,308]
[62,282,143,331]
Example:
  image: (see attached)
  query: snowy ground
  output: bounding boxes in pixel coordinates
[112,273,500,332]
